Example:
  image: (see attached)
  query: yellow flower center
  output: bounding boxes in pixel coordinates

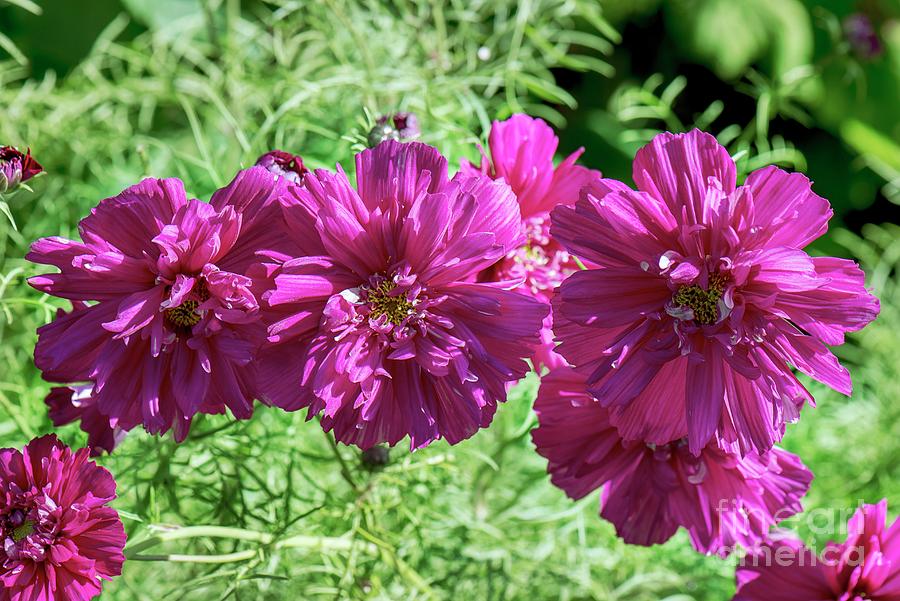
[367,281,414,325]
[164,280,210,332]
[673,274,727,325]
[165,299,202,328]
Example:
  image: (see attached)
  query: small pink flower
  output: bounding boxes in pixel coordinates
[734,500,900,600]
[551,130,879,455]
[844,14,883,60]
[461,114,600,370]
[532,367,812,555]
[0,435,126,601]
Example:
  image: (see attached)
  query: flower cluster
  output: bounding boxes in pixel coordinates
[0,435,126,601]
[28,127,555,452]
[22,113,884,600]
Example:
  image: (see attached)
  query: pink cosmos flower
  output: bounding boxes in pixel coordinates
[28,167,291,441]
[734,500,900,600]
[258,140,548,449]
[0,435,126,601]
[460,114,600,370]
[532,367,813,555]
[551,130,879,455]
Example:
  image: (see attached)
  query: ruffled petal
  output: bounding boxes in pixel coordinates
[355,140,450,212]
[632,129,736,225]
[741,166,831,249]
[78,177,187,254]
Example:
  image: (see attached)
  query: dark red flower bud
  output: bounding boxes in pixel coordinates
[255,150,309,184]
[0,146,43,192]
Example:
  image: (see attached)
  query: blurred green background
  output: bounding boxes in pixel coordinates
[0,0,898,599]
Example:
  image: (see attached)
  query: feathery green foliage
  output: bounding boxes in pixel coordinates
[0,0,897,599]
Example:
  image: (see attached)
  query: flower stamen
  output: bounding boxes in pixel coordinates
[673,274,727,325]
[366,281,415,325]
[165,300,201,328]
[163,280,210,332]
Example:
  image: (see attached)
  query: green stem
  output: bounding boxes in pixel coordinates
[130,550,257,563]
[322,428,360,492]
[0,391,34,439]
[125,525,374,563]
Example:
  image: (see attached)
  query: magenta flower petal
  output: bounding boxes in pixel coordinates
[766,257,880,346]
[463,113,560,216]
[0,435,126,600]
[45,385,125,457]
[551,129,879,455]
[80,178,186,254]
[733,538,833,601]
[257,140,547,449]
[605,355,689,445]
[210,166,295,272]
[356,139,449,212]
[741,166,832,250]
[734,500,900,600]
[558,268,672,327]
[407,175,525,285]
[632,129,736,220]
[533,367,812,556]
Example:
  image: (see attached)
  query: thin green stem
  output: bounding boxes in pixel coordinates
[0,391,34,439]
[125,525,375,563]
[322,428,360,492]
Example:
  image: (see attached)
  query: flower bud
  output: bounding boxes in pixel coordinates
[367,112,421,147]
[255,150,309,184]
[0,146,43,193]
[844,14,883,60]
[361,445,390,469]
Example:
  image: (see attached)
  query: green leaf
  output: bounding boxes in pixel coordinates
[665,0,814,80]
[841,119,900,173]
[0,32,27,65]
[0,200,16,230]
[1,0,41,15]
[119,0,204,32]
